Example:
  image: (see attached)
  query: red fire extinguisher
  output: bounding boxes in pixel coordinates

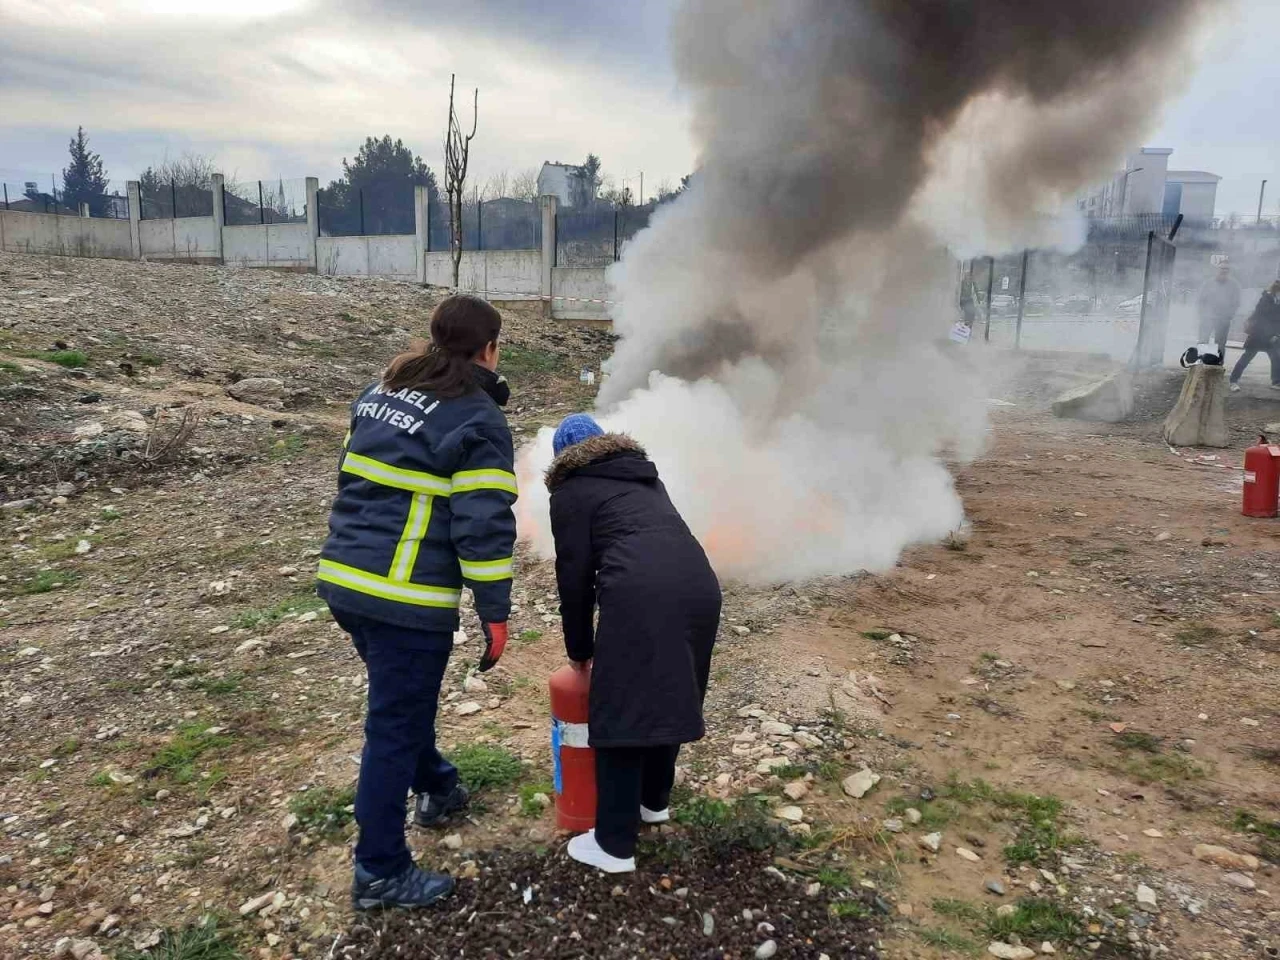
[1243,435,1280,518]
[549,664,596,831]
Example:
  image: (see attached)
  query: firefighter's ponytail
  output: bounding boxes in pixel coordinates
[383,294,502,398]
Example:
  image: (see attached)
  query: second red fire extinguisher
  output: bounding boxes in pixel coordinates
[1243,435,1280,518]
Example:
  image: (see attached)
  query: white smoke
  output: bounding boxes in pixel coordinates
[516,0,1217,584]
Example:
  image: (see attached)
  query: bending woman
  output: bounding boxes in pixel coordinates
[546,414,721,873]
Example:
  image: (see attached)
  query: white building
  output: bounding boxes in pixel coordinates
[1080,147,1220,223]
[536,162,577,206]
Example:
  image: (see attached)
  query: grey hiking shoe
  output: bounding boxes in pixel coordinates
[414,784,469,828]
[351,862,454,910]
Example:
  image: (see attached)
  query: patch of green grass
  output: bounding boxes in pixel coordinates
[917,927,980,954]
[500,344,568,377]
[100,507,123,522]
[135,351,164,367]
[450,744,523,792]
[268,434,307,460]
[987,899,1082,942]
[148,722,233,785]
[886,795,957,830]
[289,784,356,835]
[673,794,786,854]
[1114,731,1163,753]
[0,359,21,374]
[829,900,870,920]
[518,782,554,818]
[937,776,1071,866]
[860,629,892,641]
[113,919,244,960]
[229,592,325,630]
[1174,623,1223,646]
[19,569,79,595]
[89,770,115,788]
[932,898,986,923]
[1233,809,1280,861]
[517,629,543,643]
[35,349,89,368]
[191,674,242,696]
[53,737,81,758]
[944,530,968,551]
[815,867,853,890]
[168,661,207,680]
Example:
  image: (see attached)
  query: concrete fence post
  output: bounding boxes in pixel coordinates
[210,174,226,264]
[305,177,319,272]
[539,194,557,318]
[414,184,429,285]
[126,181,142,259]
[79,202,90,218]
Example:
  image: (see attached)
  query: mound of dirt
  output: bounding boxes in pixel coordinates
[337,843,880,960]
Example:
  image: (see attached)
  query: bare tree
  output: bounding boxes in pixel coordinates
[510,167,539,202]
[444,74,479,288]
[484,169,510,199]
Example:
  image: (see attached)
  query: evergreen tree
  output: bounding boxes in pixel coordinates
[570,154,603,208]
[321,135,439,236]
[61,127,110,216]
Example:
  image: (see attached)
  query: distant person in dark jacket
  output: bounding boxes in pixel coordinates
[1229,281,1280,391]
[545,414,721,874]
[1197,261,1242,352]
[320,294,518,910]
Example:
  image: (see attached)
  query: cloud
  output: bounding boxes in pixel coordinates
[0,0,695,191]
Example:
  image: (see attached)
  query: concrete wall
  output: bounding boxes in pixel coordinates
[0,209,133,259]
[423,250,542,298]
[139,216,220,263]
[1179,182,1218,222]
[317,235,418,279]
[223,222,313,269]
[551,267,611,320]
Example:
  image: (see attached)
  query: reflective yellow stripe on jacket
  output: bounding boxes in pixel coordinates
[459,556,514,582]
[451,468,519,496]
[317,559,461,608]
[390,493,434,581]
[341,452,452,496]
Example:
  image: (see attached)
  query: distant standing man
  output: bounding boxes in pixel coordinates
[1196,260,1242,354]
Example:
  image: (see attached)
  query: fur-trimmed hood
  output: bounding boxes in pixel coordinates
[545,432,651,491]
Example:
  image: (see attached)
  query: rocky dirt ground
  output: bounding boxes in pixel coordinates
[1,251,1276,960]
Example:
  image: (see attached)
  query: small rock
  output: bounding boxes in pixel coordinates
[454,701,483,716]
[235,638,266,654]
[985,880,1007,896]
[905,808,923,825]
[208,625,230,635]
[459,861,480,880]
[239,892,276,916]
[783,780,810,801]
[74,539,92,554]
[956,847,982,862]
[996,903,1016,917]
[1193,844,1259,872]
[70,941,99,960]
[775,805,805,823]
[1135,883,1158,913]
[1142,828,1164,838]
[1054,680,1076,691]
[227,377,285,406]
[919,832,943,853]
[611,885,626,897]
[702,913,715,936]
[463,675,488,694]
[760,720,794,737]
[1154,531,1171,542]
[806,882,822,897]
[988,944,1036,960]
[841,768,880,799]
[1080,639,1109,648]
[883,817,904,833]
[443,833,463,850]
[756,756,790,774]
[1,498,36,511]
[756,940,778,960]
[1222,872,1256,891]
[1240,717,1260,727]
[1040,944,1056,956]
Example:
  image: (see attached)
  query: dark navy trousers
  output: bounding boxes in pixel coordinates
[333,608,457,878]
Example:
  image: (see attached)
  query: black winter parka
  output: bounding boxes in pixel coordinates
[546,434,721,748]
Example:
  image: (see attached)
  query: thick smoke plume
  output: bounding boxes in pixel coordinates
[518,0,1215,583]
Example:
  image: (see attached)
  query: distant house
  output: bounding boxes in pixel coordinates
[537,162,578,206]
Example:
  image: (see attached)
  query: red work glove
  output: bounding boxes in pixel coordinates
[478,622,508,672]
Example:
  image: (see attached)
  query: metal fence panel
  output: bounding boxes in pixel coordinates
[556,207,617,267]
[139,181,212,220]
[477,198,540,250]
[318,182,416,237]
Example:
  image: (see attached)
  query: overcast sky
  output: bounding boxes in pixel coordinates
[0,0,1275,215]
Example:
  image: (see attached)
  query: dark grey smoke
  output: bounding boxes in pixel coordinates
[518,0,1221,584]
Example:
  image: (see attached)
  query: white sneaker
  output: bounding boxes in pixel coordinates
[640,806,670,824]
[1229,382,1241,392]
[567,830,635,873]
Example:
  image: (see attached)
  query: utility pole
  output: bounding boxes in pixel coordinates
[1258,180,1268,225]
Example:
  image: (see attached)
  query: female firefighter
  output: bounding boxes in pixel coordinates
[546,413,722,873]
[318,294,517,910]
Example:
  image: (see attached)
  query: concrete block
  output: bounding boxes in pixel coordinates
[1051,370,1134,423]
[1163,364,1228,448]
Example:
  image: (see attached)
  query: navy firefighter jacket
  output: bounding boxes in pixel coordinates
[317,370,517,636]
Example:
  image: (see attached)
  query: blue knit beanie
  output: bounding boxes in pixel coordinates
[553,413,604,456]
